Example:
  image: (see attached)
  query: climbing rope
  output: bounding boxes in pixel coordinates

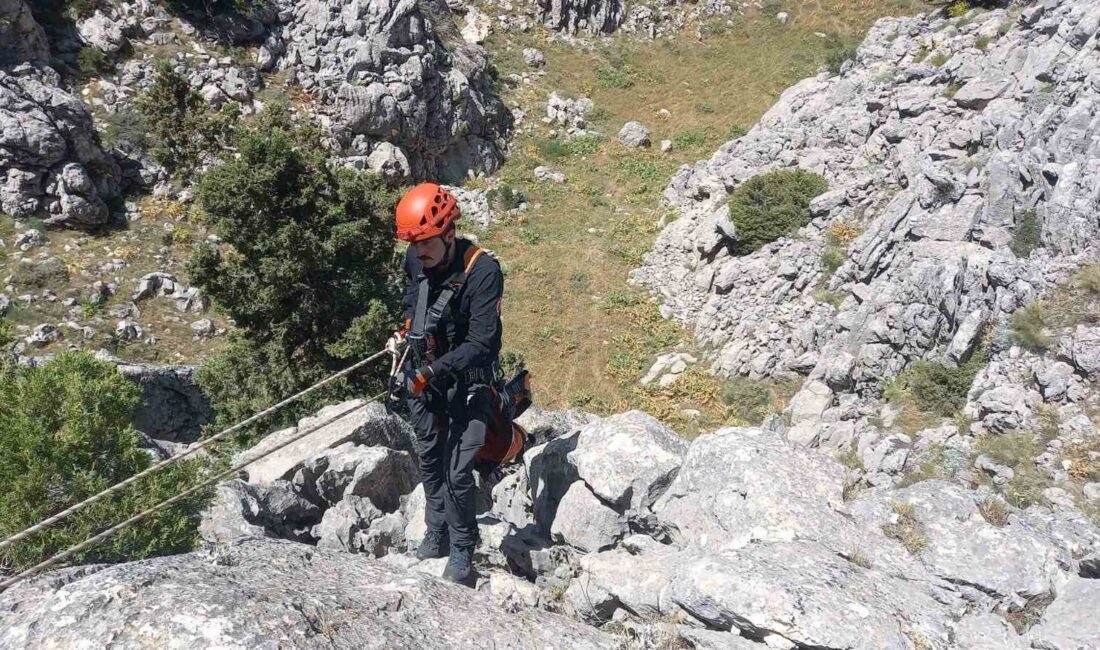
[0,347,396,561]
[0,388,390,593]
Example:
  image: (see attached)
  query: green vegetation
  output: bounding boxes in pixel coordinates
[821,220,861,276]
[973,431,1048,508]
[826,46,858,75]
[135,62,238,175]
[101,107,150,154]
[727,169,829,254]
[189,105,400,436]
[928,52,951,67]
[975,34,992,52]
[1011,303,1050,353]
[1010,209,1042,258]
[595,66,633,89]
[486,185,525,212]
[76,47,114,78]
[727,125,749,140]
[943,82,962,99]
[0,353,209,573]
[898,351,987,418]
[945,0,970,18]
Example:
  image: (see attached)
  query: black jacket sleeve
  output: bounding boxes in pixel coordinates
[429,256,503,377]
[401,248,419,324]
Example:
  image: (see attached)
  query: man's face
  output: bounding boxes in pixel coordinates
[412,231,452,268]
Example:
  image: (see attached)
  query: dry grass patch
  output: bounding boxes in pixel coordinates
[977,496,1009,527]
[882,501,929,554]
[481,1,926,409]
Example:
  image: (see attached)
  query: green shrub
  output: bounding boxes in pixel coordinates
[727,124,748,140]
[897,350,986,418]
[928,52,951,67]
[975,34,992,51]
[536,138,569,161]
[566,134,605,156]
[595,66,633,89]
[616,156,664,183]
[76,47,114,78]
[946,0,970,18]
[1011,303,1050,352]
[135,62,237,174]
[727,169,829,254]
[189,105,400,434]
[821,249,845,274]
[673,129,710,149]
[101,107,150,154]
[943,83,962,99]
[826,46,858,75]
[1010,209,1042,258]
[569,271,590,293]
[486,185,524,212]
[694,101,715,115]
[0,353,209,572]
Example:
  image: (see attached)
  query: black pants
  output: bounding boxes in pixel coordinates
[407,379,491,548]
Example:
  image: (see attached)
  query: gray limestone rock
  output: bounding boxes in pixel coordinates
[240,400,412,485]
[0,540,617,649]
[0,69,118,228]
[618,121,651,148]
[0,0,48,66]
[1030,576,1100,650]
[848,481,1068,598]
[567,410,687,511]
[278,0,511,183]
[550,481,625,552]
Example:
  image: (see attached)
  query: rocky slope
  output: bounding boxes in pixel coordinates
[4,402,1098,649]
[633,0,1100,486]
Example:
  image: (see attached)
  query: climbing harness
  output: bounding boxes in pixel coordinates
[400,243,533,473]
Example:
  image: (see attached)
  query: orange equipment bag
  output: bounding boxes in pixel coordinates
[474,368,532,471]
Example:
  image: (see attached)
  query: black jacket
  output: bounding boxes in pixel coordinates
[401,238,503,378]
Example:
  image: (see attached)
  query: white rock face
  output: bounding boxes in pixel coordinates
[632,0,1100,406]
[277,0,512,182]
[0,540,617,648]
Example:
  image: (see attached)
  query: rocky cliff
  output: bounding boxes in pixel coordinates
[3,402,1098,648]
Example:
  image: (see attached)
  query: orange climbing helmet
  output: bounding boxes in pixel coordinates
[395,182,460,242]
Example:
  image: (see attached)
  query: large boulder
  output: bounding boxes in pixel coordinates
[848,481,1070,599]
[0,67,119,228]
[239,400,412,486]
[0,540,618,649]
[567,410,687,512]
[113,361,212,443]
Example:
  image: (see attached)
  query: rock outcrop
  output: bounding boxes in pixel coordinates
[272,0,512,182]
[0,66,120,228]
[635,0,1100,400]
[5,403,1100,649]
[0,539,616,649]
[0,0,49,66]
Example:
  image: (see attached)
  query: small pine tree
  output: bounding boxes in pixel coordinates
[134,61,236,174]
[0,353,208,572]
[189,105,403,432]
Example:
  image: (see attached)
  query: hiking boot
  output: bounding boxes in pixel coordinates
[442,544,475,583]
[416,528,449,560]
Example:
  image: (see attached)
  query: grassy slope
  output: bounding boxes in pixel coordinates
[477,0,924,429]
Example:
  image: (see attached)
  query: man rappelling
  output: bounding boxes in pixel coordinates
[387,182,508,584]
